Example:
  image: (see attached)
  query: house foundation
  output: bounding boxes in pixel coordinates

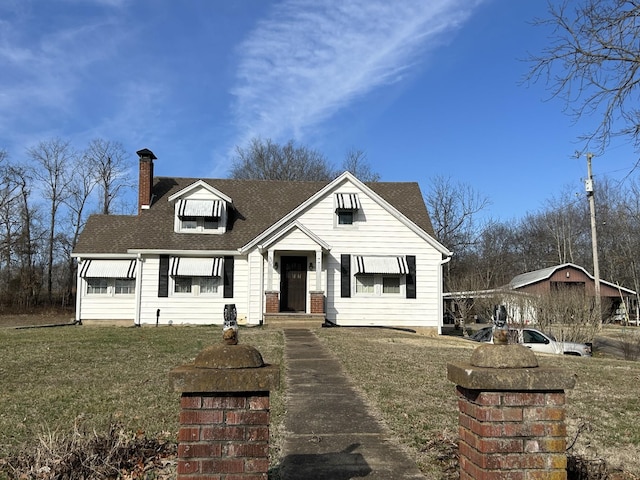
[447,343,576,479]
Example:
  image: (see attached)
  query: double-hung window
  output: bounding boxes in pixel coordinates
[176,199,223,233]
[354,256,408,297]
[87,278,108,294]
[81,259,136,296]
[170,257,223,296]
[335,193,360,226]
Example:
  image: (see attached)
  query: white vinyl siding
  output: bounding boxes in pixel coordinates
[80,277,136,320]
[137,255,250,326]
[292,186,443,328]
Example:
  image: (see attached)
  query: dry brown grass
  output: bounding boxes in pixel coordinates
[1,319,638,479]
[316,327,640,479]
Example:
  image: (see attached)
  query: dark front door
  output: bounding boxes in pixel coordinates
[280,256,307,312]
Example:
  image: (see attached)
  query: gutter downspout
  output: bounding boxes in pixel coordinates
[134,254,143,326]
[259,252,265,325]
[75,258,83,324]
[438,255,452,335]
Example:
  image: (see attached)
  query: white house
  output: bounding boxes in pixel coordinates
[71,149,452,333]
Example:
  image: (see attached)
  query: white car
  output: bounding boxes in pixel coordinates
[469,326,592,357]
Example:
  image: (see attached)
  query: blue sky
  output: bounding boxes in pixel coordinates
[1,0,637,221]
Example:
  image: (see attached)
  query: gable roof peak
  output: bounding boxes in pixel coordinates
[167,179,233,204]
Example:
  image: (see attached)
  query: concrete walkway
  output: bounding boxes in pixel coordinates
[279,329,425,480]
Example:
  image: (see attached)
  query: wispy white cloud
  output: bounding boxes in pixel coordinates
[0,2,139,151]
[231,0,484,146]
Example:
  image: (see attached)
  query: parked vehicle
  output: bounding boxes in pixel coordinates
[469,326,592,357]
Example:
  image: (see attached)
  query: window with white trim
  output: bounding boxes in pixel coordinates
[382,276,401,294]
[179,216,219,232]
[337,211,354,225]
[355,274,403,296]
[87,278,108,295]
[355,275,374,294]
[115,278,135,294]
[86,278,135,295]
[353,255,407,297]
[175,199,225,234]
[335,193,361,227]
[173,276,220,296]
[81,259,137,296]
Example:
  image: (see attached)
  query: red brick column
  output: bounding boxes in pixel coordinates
[178,393,270,479]
[456,387,568,479]
[447,343,576,480]
[264,291,279,314]
[309,291,325,314]
[169,344,280,480]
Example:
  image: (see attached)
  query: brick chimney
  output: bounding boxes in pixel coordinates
[137,148,157,214]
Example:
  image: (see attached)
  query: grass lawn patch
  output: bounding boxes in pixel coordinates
[316,327,640,478]
[0,324,285,478]
[1,323,639,478]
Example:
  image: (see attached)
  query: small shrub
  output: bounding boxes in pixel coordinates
[0,421,176,480]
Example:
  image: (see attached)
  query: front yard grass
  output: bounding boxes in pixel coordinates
[1,323,639,478]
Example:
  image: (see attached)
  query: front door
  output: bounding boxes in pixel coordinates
[280,256,307,312]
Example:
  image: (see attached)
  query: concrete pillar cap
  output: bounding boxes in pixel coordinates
[470,344,539,368]
[194,343,265,369]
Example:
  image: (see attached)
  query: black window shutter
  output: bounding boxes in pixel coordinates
[406,255,416,299]
[341,254,351,298]
[224,256,234,298]
[158,255,169,297]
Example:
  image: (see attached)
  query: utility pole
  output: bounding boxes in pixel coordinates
[585,152,602,323]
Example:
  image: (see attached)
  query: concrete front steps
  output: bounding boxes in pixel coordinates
[262,313,326,329]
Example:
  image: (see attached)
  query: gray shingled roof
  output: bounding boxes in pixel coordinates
[73,177,436,255]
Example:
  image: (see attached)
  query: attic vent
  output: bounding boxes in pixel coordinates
[335,193,361,210]
[177,199,223,217]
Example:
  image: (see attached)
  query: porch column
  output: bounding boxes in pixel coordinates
[315,250,322,291]
[267,250,275,291]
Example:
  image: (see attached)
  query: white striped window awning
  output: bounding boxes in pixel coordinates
[177,199,223,217]
[335,193,361,210]
[170,257,223,277]
[355,256,409,275]
[80,259,136,278]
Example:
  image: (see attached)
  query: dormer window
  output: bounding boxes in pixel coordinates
[335,193,361,226]
[176,199,225,233]
[169,180,232,235]
[181,215,219,231]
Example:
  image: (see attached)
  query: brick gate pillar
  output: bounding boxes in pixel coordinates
[169,343,280,480]
[447,342,576,480]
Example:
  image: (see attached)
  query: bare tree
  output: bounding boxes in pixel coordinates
[341,148,380,182]
[27,138,75,303]
[425,175,490,255]
[539,191,589,265]
[11,164,42,307]
[60,156,98,304]
[534,287,600,344]
[84,139,132,214]
[230,138,336,181]
[468,220,520,289]
[527,0,640,157]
